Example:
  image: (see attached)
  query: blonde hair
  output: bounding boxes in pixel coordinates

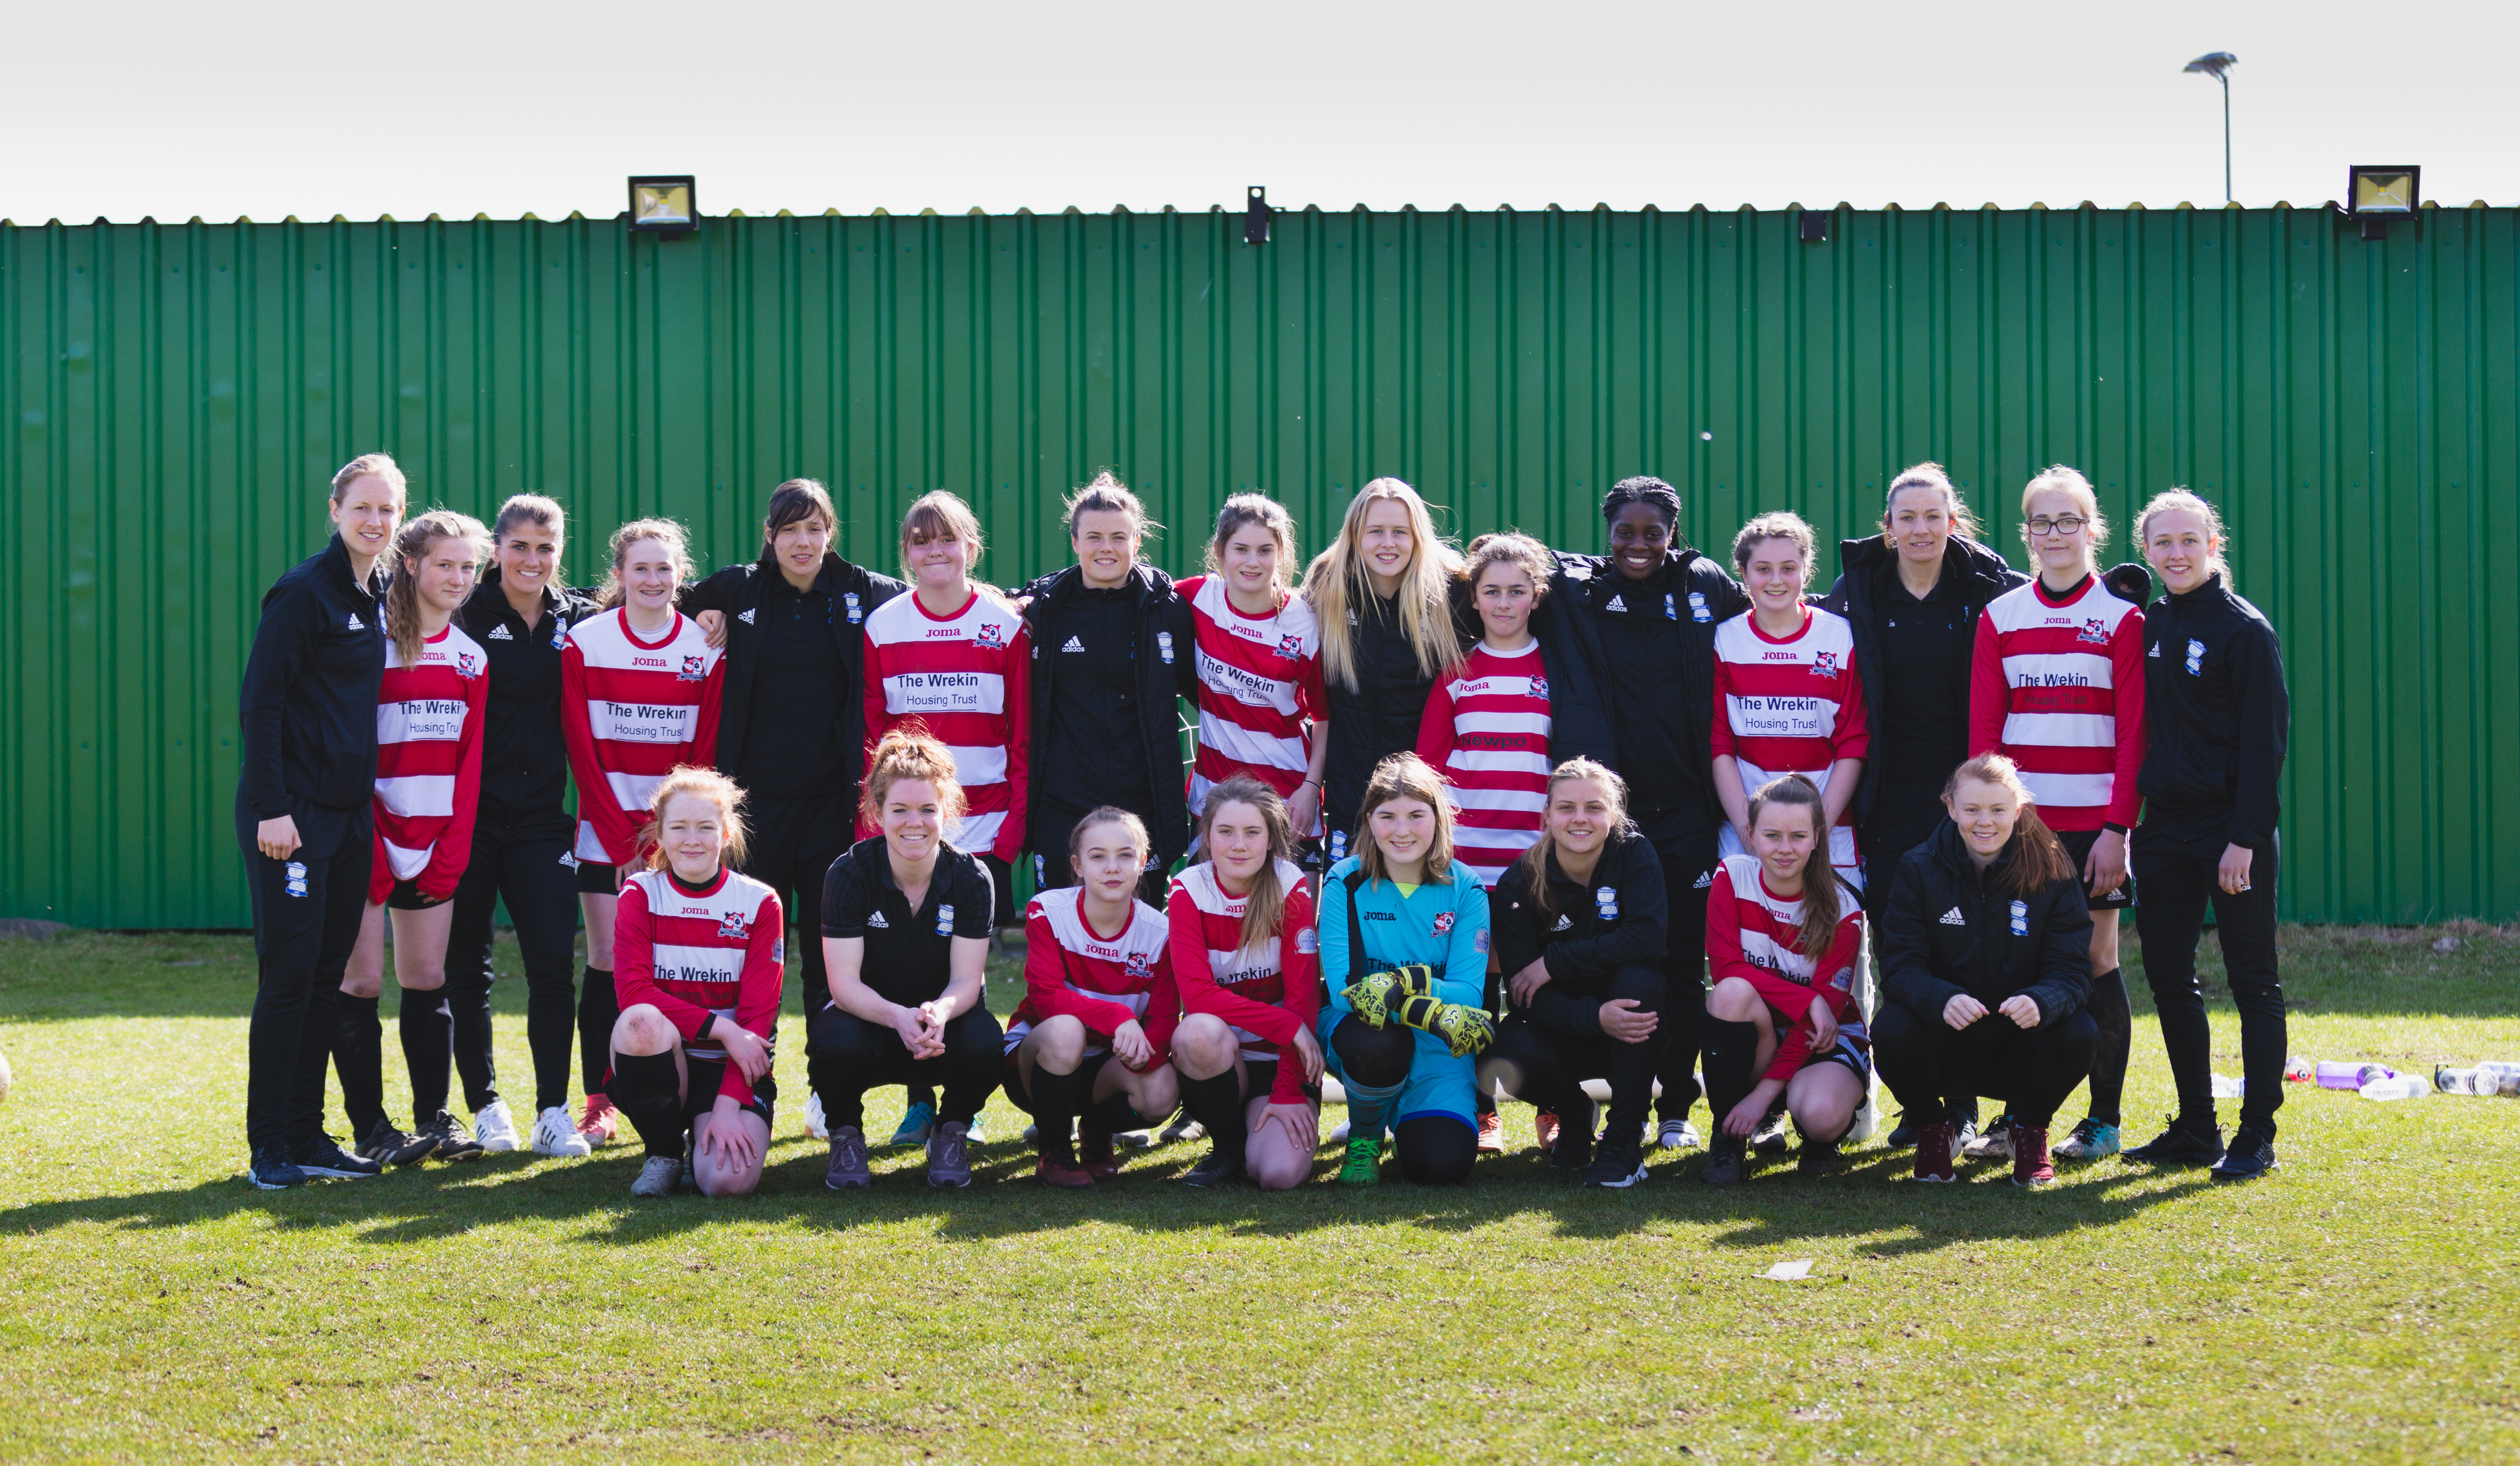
[1303,478,1462,689]
[1354,753,1457,887]
[1744,775,1845,963]
[641,765,752,871]
[383,510,490,665]
[2135,488,2233,584]
[1196,775,1298,953]
[1461,531,1554,611]
[1882,462,1981,542]
[1064,471,1160,540]
[331,452,408,505]
[1731,510,1818,585]
[858,726,969,832]
[1205,494,1300,595]
[900,491,986,580]
[2019,465,2110,570]
[599,518,695,611]
[1940,753,2076,893]
[1515,757,1630,924]
[1068,805,1153,865]
[490,494,566,586]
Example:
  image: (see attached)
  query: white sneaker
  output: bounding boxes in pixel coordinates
[1163,1114,1206,1144]
[803,1091,829,1141]
[630,1156,680,1197]
[473,1099,521,1153]
[531,1105,593,1158]
[1656,1118,1703,1150]
[1325,1116,1352,1145]
[1962,1116,2014,1161]
[965,1112,988,1145]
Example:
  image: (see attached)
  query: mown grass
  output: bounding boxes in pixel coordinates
[1,923,2516,1464]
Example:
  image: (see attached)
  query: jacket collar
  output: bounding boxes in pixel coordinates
[472,566,565,620]
[1837,533,2015,597]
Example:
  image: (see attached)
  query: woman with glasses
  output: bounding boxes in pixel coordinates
[1966,466,2148,1164]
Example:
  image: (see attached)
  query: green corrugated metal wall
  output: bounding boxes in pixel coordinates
[4,202,2515,927]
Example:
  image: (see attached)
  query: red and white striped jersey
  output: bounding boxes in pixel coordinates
[559,608,725,866]
[1705,854,1865,1081]
[1414,639,1553,889]
[612,865,784,1107]
[861,588,1031,861]
[1177,575,1325,817]
[1968,575,2146,831]
[1005,887,1179,1061]
[1711,605,1869,879]
[367,623,489,904]
[1166,858,1320,1104]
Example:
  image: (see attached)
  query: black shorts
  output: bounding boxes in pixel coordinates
[2058,828,2135,910]
[575,857,619,896]
[977,854,1018,930]
[683,1055,776,1129]
[1240,1058,1321,1106]
[385,878,451,913]
[1001,1047,1128,1113]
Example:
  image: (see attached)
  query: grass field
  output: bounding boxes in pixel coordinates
[2,923,2517,1464]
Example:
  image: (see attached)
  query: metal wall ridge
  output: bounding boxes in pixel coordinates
[6,207,2515,925]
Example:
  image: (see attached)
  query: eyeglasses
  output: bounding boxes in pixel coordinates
[2027,515,2088,537]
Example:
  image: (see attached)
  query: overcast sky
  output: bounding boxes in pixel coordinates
[7,0,2510,224]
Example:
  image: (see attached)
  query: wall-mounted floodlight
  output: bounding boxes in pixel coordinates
[2347,164,2419,239]
[2182,52,2237,205]
[628,176,698,235]
[1245,186,1270,246]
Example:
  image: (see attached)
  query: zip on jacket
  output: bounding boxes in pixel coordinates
[680,552,906,797]
[1020,562,1202,871]
[1547,546,1749,824]
[2137,574,2289,850]
[1876,820,2093,1026]
[238,534,388,820]
[1490,829,1669,1040]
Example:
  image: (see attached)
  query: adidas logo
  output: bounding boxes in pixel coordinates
[2149,642,2161,657]
[1693,870,1714,889]
[1061,636,1085,653]
[738,608,757,625]
[1550,914,1573,932]
[487,625,513,640]
[345,613,364,630]
[1604,594,1627,613]
[1939,907,1966,926]
[865,911,889,929]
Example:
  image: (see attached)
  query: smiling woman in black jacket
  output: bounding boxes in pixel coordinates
[1874,753,2096,1189]
[1483,759,1668,1189]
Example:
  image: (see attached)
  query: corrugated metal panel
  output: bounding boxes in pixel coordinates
[4,203,2514,926]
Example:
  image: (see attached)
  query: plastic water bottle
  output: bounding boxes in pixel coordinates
[2284,1055,2314,1084]
[2209,1073,2246,1099]
[2360,1073,2429,1101]
[2317,1061,2385,1090]
[2436,1064,2520,1098]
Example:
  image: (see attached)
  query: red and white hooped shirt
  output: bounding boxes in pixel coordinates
[368,623,489,904]
[1166,858,1320,1104]
[1415,639,1553,889]
[1005,886,1178,1062]
[1710,604,1870,881]
[861,587,1031,861]
[1968,575,2146,832]
[1177,575,1325,820]
[559,608,725,867]
[611,865,784,1106]
[1704,854,1865,1081]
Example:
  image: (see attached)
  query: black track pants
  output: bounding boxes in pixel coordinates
[2134,827,2287,1136]
[240,797,371,1151]
[444,824,582,1114]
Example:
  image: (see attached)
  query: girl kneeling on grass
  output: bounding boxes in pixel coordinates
[1873,754,2097,1188]
[608,767,783,1199]
[1319,754,1495,1186]
[1699,775,1869,1185]
[1166,777,1325,1189]
[1006,808,1182,1188]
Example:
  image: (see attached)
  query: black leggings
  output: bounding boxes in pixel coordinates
[1484,963,1669,1142]
[1638,812,1714,1121]
[443,823,582,1114]
[806,1004,1004,1132]
[240,798,369,1151]
[736,793,854,1013]
[2135,826,2287,1136]
[1331,1019,1475,1184]
[1873,1000,2100,1130]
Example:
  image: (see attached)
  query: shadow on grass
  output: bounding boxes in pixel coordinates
[0,1127,2210,1257]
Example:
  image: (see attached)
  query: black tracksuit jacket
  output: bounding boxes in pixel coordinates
[1018,562,1201,871]
[1547,547,1750,826]
[2136,575,2290,851]
[681,553,907,799]
[456,571,598,838]
[1878,821,2094,1026]
[1491,831,1670,1040]
[1319,586,1449,838]
[237,534,387,831]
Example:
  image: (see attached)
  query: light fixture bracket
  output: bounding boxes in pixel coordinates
[1245,186,1270,246]
[628,175,699,237]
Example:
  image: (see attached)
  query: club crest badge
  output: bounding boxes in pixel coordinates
[455,652,481,679]
[718,912,750,940]
[1596,887,1620,920]
[1432,911,1455,935]
[1275,633,1304,660]
[844,591,863,625]
[1157,630,1176,664]
[1125,949,1153,979]
[1529,675,1549,699]
[680,654,706,680]
[2078,618,2112,645]
[974,623,1005,651]
[936,903,956,936]
[1664,593,1679,621]
[2185,638,2206,675]
[1812,650,1840,677]
[2009,900,2029,937]
[1688,591,1712,623]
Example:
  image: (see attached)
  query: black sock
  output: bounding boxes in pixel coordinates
[1701,1018,1759,1150]
[1083,1091,1145,1138]
[906,1086,937,1112]
[1178,1069,1246,1160]
[609,1050,685,1159]
[400,989,453,1120]
[2085,966,2131,1128]
[333,993,388,1140]
[1027,1063,1086,1165]
[578,966,616,1098]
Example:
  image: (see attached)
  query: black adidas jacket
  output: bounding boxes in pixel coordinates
[237,534,387,834]
[2137,574,2289,850]
[1319,586,1448,840]
[1878,820,2093,1026]
[1491,829,1669,1040]
[1547,547,1749,824]
[456,570,600,836]
[680,553,906,799]
[1018,563,1201,871]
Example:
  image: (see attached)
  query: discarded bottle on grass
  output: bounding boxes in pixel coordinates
[2360,1073,2428,1101]
[2210,1073,2246,1099]
[2434,1065,2520,1098]
[2284,1055,2314,1083]
[2317,1061,2387,1090]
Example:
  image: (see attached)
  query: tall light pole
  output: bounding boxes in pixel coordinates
[2184,52,2238,204]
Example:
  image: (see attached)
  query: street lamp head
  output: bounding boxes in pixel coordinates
[2183,51,2237,82]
